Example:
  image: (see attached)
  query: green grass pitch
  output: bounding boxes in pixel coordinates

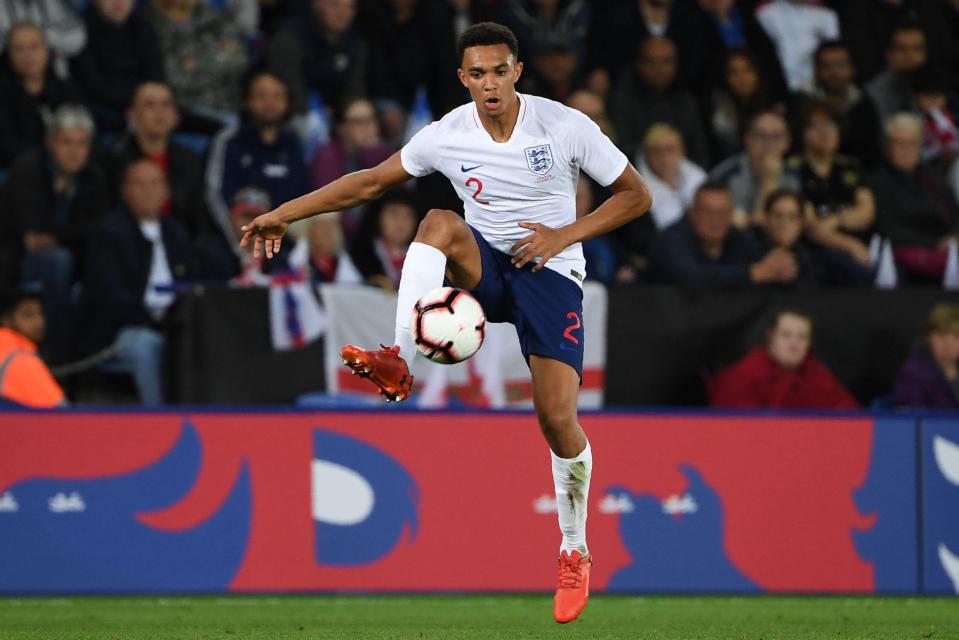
[1,595,957,639]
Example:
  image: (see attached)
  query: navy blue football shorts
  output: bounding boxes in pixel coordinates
[463,225,584,377]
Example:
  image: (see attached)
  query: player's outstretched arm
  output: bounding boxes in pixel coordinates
[511,164,651,270]
[240,152,413,259]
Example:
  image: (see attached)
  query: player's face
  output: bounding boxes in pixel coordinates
[458,44,523,118]
[767,314,812,370]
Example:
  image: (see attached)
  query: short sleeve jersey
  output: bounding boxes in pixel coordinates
[401,93,628,285]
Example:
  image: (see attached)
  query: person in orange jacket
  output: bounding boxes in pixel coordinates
[709,307,858,409]
[0,289,66,407]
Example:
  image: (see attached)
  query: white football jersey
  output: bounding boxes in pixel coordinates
[400,93,628,285]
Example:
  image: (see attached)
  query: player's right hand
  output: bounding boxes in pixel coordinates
[240,210,289,259]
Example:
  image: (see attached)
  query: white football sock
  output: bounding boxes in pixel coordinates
[551,441,592,556]
[394,242,446,363]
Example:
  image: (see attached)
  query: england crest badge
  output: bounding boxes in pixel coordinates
[524,144,553,175]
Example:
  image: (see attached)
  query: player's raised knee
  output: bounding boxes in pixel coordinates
[416,209,462,245]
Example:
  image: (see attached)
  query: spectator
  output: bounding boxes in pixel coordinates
[706,49,776,163]
[836,0,957,87]
[869,112,959,283]
[518,39,580,103]
[349,190,418,291]
[0,0,85,70]
[361,0,463,140]
[8,104,110,364]
[148,0,248,131]
[0,289,65,408]
[637,123,706,232]
[788,101,875,280]
[565,89,616,142]
[307,212,363,285]
[649,181,798,288]
[908,65,959,167]
[709,109,800,226]
[310,96,395,239]
[796,40,882,168]
[198,186,292,283]
[207,69,309,250]
[267,0,367,114]
[866,23,927,125]
[501,0,588,64]
[894,303,959,410]
[755,189,824,288]
[107,82,208,235]
[585,0,723,98]
[78,159,193,406]
[755,0,839,92]
[693,0,788,102]
[0,23,82,170]
[709,307,858,409]
[608,36,709,166]
[70,0,164,133]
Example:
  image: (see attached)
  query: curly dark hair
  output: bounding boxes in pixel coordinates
[456,22,519,65]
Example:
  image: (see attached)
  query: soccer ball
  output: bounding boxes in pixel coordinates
[410,287,486,364]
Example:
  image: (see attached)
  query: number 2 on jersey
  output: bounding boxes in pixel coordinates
[563,312,581,344]
[466,177,490,205]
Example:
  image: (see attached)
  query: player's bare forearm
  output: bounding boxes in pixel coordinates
[274,152,411,224]
[563,165,651,244]
[510,165,651,271]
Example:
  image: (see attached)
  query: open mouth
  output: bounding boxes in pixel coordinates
[484,97,501,110]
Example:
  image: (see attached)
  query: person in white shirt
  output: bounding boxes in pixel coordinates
[756,0,839,92]
[637,123,707,230]
[240,22,651,625]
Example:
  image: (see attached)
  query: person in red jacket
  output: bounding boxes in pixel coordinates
[0,289,65,408]
[709,307,858,409]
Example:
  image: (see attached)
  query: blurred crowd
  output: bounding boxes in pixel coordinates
[1,0,959,407]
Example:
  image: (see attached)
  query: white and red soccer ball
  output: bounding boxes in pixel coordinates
[410,287,486,364]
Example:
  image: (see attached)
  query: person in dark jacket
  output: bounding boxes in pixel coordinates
[6,104,110,364]
[106,82,208,234]
[70,0,164,132]
[266,0,367,114]
[0,23,82,170]
[78,158,193,405]
[205,69,309,251]
[869,112,959,283]
[710,307,858,409]
[649,181,798,288]
[894,303,959,410]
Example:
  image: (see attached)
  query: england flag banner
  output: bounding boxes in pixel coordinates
[320,282,607,408]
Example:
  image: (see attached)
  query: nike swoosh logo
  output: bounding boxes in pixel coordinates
[460,164,483,173]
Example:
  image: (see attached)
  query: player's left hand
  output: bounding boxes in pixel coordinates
[510,222,573,272]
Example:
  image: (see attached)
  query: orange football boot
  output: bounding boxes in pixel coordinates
[340,344,414,402]
[553,550,591,624]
